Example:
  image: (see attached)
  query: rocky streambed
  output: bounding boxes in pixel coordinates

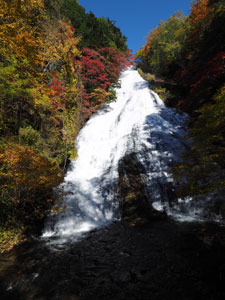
[1,154,225,300]
[1,218,225,300]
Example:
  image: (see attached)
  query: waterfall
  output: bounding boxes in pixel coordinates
[43,68,200,243]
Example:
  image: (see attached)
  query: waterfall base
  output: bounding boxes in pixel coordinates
[1,219,225,300]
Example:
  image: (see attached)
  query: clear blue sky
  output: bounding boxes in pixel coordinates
[79,0,191,53]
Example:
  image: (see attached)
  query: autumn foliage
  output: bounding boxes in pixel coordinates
[81,47,132,118]
[99,48,133,82]
[81,47,110,116]
[136,0,225,213]
[0,143,62,224]
[0,0,130,245]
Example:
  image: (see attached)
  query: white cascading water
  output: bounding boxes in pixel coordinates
[43,68,200,243]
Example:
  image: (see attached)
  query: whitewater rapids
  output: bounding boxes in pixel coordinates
[43,68,196,243]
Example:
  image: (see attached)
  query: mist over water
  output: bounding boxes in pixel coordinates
[43,68,201,244]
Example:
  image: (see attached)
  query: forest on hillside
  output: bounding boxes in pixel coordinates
[1,1,225,299]
[136,0,225,216]
[1,0,225,253]
[0,0,132,251]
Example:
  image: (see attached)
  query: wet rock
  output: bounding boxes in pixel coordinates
[1,220,225,300]
[117,152,166,224]
[119,271,131,283]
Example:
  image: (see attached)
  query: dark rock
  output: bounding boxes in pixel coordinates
[1,220,225,300]
[117,152,167,224]
[119,272,131,283]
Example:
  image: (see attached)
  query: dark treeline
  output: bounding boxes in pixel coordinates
[0,0,132,251]
[136,0,225,216]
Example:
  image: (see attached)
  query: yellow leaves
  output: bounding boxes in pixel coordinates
[15,31,40,55]
[135,47,144,59]
[51,205,66,214]
[0,143,62,198]
[0,227,26,254]
[30,83,52,109]
[42,20,81,67]
[6,0,45,17]
[213,84,225,102]
[0,0,44,58]
[40,20,82,112]
[140,13,188,75]
[0,0,82,115]
[175,28,183,38]
[90,88,110,104]
[46,46,61,61]
[215,3,225,17]
[0,0,85,233]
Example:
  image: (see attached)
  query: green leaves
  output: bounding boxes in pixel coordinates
[173,85,225,201]
[0,0,130,246]
[60,0,128,52]
[137,0,225,215]
[138,12,188,76]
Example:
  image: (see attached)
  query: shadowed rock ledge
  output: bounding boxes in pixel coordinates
[117,152,167,225]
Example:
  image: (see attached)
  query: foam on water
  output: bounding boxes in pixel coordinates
[43,68,201,243]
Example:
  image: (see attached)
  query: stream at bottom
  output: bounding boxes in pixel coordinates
[1,219,225,300]
[42,68,216,248]
[1,68,225,299]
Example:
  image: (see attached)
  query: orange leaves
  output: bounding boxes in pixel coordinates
[189,0,213,39]
[42,20,81,71]
[0,143,62,194]
[143,26,161,57]
[14,31,40,61]
[0,0,44,62]
[0,142,63,227]
[90,88,110,104]
[143,43,151,57]
[190,0,211,24]
[0,0,82,137]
